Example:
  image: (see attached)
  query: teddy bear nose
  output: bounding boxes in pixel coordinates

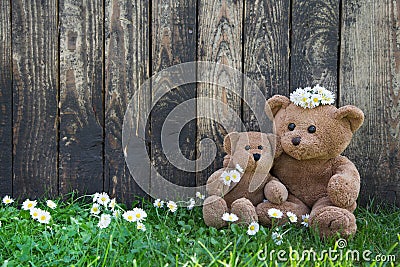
[253,153,261,161]
[292,137,301,146]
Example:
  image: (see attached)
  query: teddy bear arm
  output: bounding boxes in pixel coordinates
[264,176,289,204]
[206,168,237,196]
[328,156,361,208]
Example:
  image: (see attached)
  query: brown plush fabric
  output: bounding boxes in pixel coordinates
[257,95,364,238]
[203,132,275,228]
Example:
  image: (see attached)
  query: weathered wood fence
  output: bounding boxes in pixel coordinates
[0,0,399,206]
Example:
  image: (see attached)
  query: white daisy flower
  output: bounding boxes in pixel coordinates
[286,212,298,223]
[290,89,304,105]
[98,214,112,229]
[112,209,121,218]
[137,222,146,232]
[90,203,101,215]
[153,199,164,208]
[22,199,37,210]
[220,171,232,186]
[272,232,283,245]
[247,222,260,236]
[46,200,57,209]
[301,214,310,227]
[230,170,241,183]
[108,198,117,210]
[187,198,195,210]
[2,195,14,205]
[132,207,147,222]
[167,201,178,213]
[221,213,239,222]
[314,84,325,94]
[30,208,42,220]
[196,192,205,200]
[310,94,322,108]
[123,210,136,222]
[321,90,335,105]
[92,192,101,202]
[97,192,110,206]
[37,210,51,224]
[268,208,283,219]
[235,164,244,174]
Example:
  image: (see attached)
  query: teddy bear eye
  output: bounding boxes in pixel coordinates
[245,145,251,150]
[288,123,296,131]
[258,145,263,150]
[308,125,316,133]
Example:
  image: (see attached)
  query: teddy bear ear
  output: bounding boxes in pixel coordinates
[334,105,365,133]
[266,95,291,117]
[223,132,240,155]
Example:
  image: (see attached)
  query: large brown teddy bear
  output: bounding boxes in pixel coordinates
[257,90,364,238]
[203,132,278,228]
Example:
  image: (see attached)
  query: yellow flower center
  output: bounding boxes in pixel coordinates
[304,218,309,223]
[28,203,33,208]
[225,176,231,181]
[250,225,255,230]
[313,97,319,103]
[40,215,46,221]
[127,215,133,221]
[272,212,277,217]
[136,214,141,218]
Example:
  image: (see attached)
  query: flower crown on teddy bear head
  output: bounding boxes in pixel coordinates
[290,85,335,109]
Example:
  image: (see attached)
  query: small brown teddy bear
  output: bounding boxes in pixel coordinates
[203,131,277,228]
[257,88,364,238]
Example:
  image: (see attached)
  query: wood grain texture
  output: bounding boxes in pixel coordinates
[197,0,243,186]
[151,0,197,192]
[243,0,290,131]
[59,0,104,195]
[0,0,12,196]
[340,0,400,206]
[12,0,58,198]
[105,0,150,204]
[290,0,340,93]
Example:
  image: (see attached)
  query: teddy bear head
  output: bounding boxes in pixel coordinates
[266,95,364,161]
[224,131,276,174]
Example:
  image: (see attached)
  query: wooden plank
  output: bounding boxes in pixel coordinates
[151,0,197,194]
[340,0,400,207]
[105,0,150,204]
[197,0,243,186]
[12,0,58,198]
[0,0,12,196]
[290,0,340,93]
[59,0,104,195]
[243,0,291,131]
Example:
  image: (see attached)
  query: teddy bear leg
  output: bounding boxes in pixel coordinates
[256,194,310,226]
[309,197,357,238]
[203,195,229,229]
[231,198,258,225]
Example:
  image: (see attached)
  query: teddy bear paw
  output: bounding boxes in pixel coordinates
[231,198,258,225]
[309,206,357,238]
[264,180,288,204]
[202,195,228,229]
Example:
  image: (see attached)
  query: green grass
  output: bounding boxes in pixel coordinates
[0,194,398,267]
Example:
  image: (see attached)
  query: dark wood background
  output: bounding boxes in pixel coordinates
[0,0,399,207]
